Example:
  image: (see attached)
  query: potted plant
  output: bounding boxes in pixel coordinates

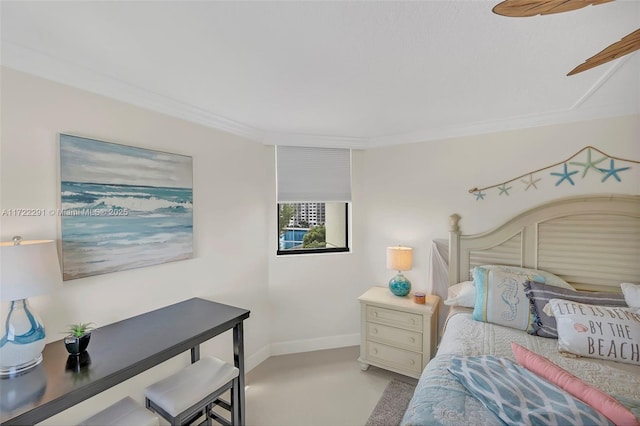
[64,322,94,355]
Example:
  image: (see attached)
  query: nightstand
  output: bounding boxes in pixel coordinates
[357,286,439,379]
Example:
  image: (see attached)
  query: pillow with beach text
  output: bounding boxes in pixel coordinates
[525,280,627,338]
[549,298,640,366]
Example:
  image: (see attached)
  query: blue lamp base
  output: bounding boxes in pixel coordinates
[0,299,46,377]
[389,273,411,296]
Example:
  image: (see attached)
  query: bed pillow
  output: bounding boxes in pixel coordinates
[444,281,475,307]
[447,355,613,426]
[549,298,640,366]
[621,283,640,309]
[524,281,627,338]
[511,343,638,426]
[472,266,536,332]
[478,265,573,290]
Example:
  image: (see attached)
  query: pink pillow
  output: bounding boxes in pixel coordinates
[511,342,638,426]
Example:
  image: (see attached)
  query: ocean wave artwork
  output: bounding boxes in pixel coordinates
[60,134,193,280]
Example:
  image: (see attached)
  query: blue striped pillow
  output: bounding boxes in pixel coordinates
[448,355,613,426]
[524,280,627,338]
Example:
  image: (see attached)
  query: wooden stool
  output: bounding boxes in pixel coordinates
[144,355,239,426]
[77,396,159,426]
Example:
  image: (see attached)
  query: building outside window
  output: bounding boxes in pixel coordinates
[276,146,351,255]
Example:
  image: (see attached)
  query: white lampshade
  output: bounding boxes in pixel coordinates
[1,239,62,301]
[386,246,413,271]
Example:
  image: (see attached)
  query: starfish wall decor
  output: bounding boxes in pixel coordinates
[469,146,638,201]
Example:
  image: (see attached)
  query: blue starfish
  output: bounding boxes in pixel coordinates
[474,190,485,201]
[498,184,512,196]
[520,174,541,191]
[569,148,606,178]
[550,164,579,186]
[599,159,631,182]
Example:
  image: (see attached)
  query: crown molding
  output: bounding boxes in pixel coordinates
[369,57,638,147]
[1,42,264,142]
[571,56,629,109]
[367,101,638,148]
[2,41,637,150]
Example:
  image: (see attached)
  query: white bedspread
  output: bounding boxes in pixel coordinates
[438,308,640,398]
[402,308,640,426]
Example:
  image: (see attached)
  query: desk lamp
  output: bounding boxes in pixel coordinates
[0,237,62,377]
[387,246,413,296]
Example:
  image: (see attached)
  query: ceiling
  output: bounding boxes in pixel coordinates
[1,1,638,149]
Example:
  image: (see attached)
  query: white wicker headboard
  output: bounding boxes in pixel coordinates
[448,194,640,292]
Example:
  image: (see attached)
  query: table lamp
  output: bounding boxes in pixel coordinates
[0,236,62,377]
[386,246,413,296]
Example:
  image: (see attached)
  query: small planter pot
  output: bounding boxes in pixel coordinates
[64,333,91,355]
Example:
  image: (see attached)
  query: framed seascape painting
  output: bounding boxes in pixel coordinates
[59,134,193,280]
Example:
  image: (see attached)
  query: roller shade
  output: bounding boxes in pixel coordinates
[276,146,352,202]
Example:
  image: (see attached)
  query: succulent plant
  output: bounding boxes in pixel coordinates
[66,322,95,338]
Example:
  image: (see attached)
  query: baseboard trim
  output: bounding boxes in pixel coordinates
[246,344,271,373]
[270,333,360,356]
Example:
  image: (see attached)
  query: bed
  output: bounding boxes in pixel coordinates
[402,194,640,426]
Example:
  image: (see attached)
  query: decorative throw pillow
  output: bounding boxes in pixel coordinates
[478,265,573,289]
[621,283,640,309]
[447,355,614,426]
[511,343,638,426]
[525,281,627,338]
[472,266,536,332]
[444,281,475,307]
[549,298,640,366]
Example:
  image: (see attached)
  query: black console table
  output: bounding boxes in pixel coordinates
[0,297,250,425]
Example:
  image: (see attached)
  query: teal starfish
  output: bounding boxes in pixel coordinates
[520,174,541,191]
[551,164,579,186]
[474,190,485,200]
[599,159,631,182]
[569,148,606,178]
[498,184,512,196]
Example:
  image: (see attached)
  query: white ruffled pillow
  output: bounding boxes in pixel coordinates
[446,266,573,309]
[444,281,475,307]
[478,265,574,290]
[621,283,640,309]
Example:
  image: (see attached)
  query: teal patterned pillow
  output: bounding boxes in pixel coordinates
[472,266,536,332]
[448,355,613,426]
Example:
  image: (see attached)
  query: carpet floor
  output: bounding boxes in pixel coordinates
[365,379,416,426]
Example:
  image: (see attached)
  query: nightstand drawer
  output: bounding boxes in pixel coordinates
[365,341,422,375]
[366,322,422,352]
[367,305,422,332]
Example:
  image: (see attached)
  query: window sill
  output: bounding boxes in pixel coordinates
[276,247,351,257]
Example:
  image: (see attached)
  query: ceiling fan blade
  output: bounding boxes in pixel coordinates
[567,28,640,75]
[493,0,614,17]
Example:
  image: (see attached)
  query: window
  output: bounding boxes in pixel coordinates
[276,146,351,255]
[278,202,349,254]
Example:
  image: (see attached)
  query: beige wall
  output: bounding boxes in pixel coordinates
[360,115,640,296]
[266,115,639,353]
[267,148,366,352]
[1,67,272,424]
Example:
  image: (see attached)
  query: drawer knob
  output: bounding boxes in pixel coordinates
[373,312,378,317]
[372,348,378,355]
[409,359,415,365]
[372,327,378,334]
[409,337,415,343]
